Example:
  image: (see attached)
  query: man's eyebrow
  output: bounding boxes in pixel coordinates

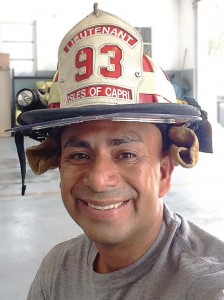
[109,135,143,146]
[63,134,143,149]
[63,138,91,149]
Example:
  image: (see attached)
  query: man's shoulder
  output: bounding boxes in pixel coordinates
[46,233,90,258]
[41,233,92,271]
[176,214,224,262]
[163,205,224,298]
[28,234,95,297]
[164,204,224,262]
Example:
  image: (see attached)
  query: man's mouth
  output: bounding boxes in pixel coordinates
[87,201,124,211]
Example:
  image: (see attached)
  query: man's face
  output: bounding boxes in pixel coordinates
[59,120,173,247]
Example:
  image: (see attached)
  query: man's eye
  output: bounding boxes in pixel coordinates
[118,152,136,159]
[69,153,90,160]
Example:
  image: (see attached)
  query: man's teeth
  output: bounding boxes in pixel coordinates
[87,201,123,210]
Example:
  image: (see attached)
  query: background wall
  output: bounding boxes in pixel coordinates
[0,0,195,73]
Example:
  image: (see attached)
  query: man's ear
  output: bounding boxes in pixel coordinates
[159,154,174,198]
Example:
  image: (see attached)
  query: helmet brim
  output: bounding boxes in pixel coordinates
[9,103,202,134]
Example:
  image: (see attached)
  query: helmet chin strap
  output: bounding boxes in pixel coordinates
[14,131,26,196]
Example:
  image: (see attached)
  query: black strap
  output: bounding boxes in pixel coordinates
[14,132,27,195]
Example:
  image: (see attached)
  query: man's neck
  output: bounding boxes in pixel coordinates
[93,215,163,274]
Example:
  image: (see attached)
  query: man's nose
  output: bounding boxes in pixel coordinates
[83,154,120,193]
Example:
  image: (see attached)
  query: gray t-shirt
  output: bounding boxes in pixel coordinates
[27,205,224,299]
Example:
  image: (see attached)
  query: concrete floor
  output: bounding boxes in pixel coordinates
[1,123,224,300]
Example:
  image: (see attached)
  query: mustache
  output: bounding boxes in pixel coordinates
[72,186,137,201]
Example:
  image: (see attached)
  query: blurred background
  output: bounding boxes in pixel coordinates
[0,0,224,299]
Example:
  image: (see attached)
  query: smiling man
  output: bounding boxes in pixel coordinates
[9,3,224,300]
[59,121,172,274]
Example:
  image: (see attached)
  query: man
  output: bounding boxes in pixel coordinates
[8,3,224,299]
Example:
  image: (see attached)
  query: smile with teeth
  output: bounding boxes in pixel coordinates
[87,201,124,210]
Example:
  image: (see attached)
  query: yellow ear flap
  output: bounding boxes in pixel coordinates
[26,137,59,175]
[168,126,199,168]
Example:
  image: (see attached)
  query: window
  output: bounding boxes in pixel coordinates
[0,21,37,75]
[135,27,152,56]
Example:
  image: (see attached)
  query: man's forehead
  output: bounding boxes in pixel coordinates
[61,120,159,134]
[60,120,162,143]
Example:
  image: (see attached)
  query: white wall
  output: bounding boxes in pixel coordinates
[0,0,189,72]
[179,0,195,70]
[196,0,223,122]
